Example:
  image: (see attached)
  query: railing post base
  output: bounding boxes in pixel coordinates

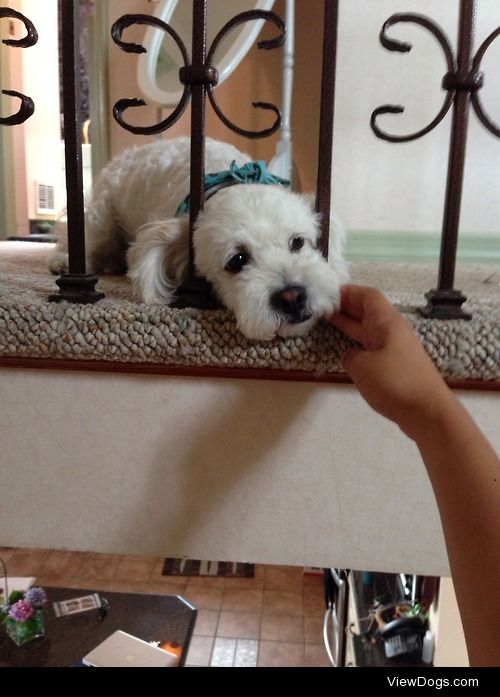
[419,288,471,320]
[49,274,105,304]
[171,276,220,310]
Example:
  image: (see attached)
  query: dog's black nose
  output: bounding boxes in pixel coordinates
[270,284,307,317]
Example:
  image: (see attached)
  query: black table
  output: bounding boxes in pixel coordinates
[0,587,197,667]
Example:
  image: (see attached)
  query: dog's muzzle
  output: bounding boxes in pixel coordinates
[270,284,313,325]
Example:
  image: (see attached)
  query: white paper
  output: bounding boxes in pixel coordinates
[0,576,35,599]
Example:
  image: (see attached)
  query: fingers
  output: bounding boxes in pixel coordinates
[339,284,392,320]
[330,285,386,345]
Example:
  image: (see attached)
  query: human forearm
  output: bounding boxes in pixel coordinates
[330,285,500,665]
[412,396,500,666]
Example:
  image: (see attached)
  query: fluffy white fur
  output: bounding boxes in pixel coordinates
[49,137,348,341]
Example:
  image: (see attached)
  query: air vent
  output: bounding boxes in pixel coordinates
[35,182,56,214]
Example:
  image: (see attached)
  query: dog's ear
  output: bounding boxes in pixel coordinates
[127,217,189,304]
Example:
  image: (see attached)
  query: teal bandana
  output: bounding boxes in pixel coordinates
[176,160,290,216]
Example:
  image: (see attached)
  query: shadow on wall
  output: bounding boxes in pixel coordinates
[119,381,316,557]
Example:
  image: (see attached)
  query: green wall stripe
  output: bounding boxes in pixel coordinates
[345,231,500,264]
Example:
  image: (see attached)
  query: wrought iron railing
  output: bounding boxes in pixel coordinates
[1,0,499,320]
[370,0,500,319]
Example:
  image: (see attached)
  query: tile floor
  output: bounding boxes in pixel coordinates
[0,546,330,667]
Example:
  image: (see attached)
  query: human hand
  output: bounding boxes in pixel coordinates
[330,285,452,439]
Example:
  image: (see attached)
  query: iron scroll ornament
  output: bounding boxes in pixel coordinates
[0,8,38,126]
[370,14,456,143]
[205,10,285,139]
[471,26,500,138]
[111,10,285,138]
[111,14,190,136]
[370,13,500,142]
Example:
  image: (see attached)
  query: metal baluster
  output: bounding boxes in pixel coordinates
[50,0,104,304]
[316,0,339,259]
[421,0,477,320]
[172,0,218,308]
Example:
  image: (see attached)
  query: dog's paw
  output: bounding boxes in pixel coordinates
[48,251,69,275]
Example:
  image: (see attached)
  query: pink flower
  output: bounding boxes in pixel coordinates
[8,599,34,622]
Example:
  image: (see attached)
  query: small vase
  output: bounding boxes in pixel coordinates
[5,609,45,646]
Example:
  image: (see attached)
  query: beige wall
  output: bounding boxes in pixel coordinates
[333,0,500,235]
[1,369,499,581]
[9,0,62,224]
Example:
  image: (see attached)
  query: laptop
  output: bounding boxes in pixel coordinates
[82,630,178,668]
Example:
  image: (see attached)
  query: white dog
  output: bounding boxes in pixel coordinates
[49,137,347,341]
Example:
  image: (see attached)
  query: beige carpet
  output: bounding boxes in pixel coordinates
[0,240,498,381]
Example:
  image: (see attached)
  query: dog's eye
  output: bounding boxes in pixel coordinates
[290,236,305,252]
[225,252,250,274]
